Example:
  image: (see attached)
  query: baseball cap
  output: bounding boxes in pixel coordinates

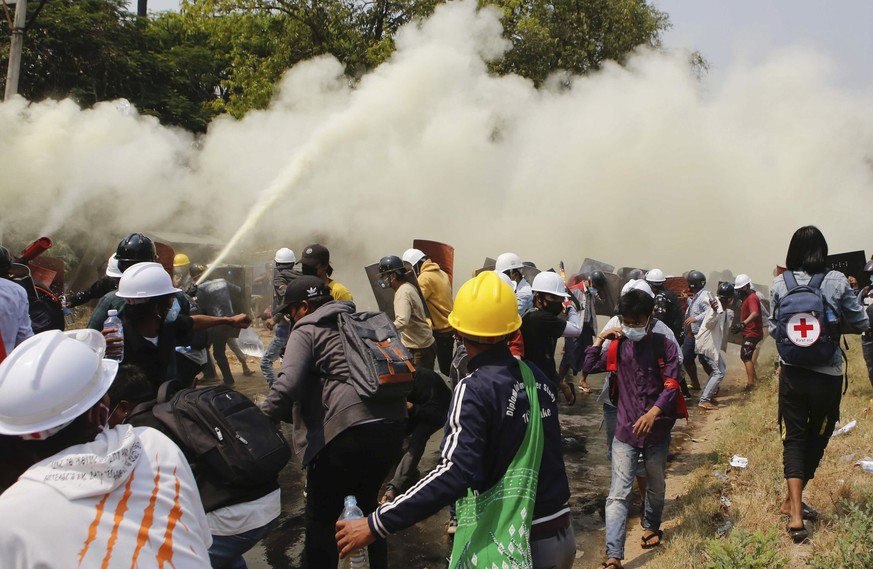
[300,244,332,274]
[275,275,330,314]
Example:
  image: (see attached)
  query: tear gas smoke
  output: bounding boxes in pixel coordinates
[3,0,873,302]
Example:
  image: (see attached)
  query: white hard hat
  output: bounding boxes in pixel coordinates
[0,329,118,437]
[622,279,655,298]
[645,268,665,284]
[105,254,122,278]
[494,271,517,292]
[116,262,180,301]
[531,272,570,298]
[495,253,524,273]
[402,248,426,267]
[735,274,752,289]
[275,248,296,265]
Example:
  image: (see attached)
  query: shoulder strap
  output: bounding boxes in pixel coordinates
[808,272,826,290]
[653,332,666,380]
[783,270,798,290]
[606,338,622,372]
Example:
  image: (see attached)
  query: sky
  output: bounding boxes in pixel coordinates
[139,0,873,90]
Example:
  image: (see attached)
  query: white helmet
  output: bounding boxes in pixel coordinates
[531,272,570,298]
[622,279,655,298]
[645,268,665,284]
[275,248,296,265]
[494,270,517,292]
[735,274,752,289]
[0,329,118,437]
[105,254,122,278]
[402,248,426,267]
[116,262,180,301]
[495,252,524,273]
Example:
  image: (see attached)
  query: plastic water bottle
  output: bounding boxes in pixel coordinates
[104,309,124,362]
[339,495,370,569]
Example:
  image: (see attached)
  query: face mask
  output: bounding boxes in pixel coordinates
[165,297,180,323]
[96,402,111,433]
[622,326,647,342]
[377,277,391,289]
[588,287,598,296]
[544,300,564,316]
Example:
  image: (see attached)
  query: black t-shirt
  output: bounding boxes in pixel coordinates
[520,309,567,381]
[121,313,195,387]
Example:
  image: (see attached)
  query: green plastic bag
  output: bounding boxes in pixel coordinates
[449,360,544,569]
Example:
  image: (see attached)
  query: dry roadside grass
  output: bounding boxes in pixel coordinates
[643,337,873,569]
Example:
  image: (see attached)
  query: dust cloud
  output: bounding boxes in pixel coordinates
[2,0,873,299]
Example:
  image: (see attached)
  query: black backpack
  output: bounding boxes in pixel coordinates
[773,272,838,367]
[152,384,291,489]
[331,311,416,401]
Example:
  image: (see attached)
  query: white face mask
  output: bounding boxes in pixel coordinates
[621,317,650,342]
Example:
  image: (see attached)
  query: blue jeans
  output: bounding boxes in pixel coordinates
[259,333,288,387]
[605,436,671,560]
[699,354,726,404]
[209,518,279,569]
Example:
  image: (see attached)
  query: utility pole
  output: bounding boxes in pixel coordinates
[4,0,28,100]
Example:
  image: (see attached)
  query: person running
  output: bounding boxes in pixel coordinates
[770,226,868,543]
[732,273,764,390]
[696,283,734,411]
[260,247,300,387]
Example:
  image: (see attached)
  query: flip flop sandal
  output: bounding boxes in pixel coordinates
[578,381,592,394]
[598,562,623,569]
[801,504,820,521]
[641,529,663,549]
[787,524,809,543]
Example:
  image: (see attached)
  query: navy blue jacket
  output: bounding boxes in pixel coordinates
[369,345,571,537]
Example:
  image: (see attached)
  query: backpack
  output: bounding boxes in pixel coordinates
[332,311,416,401]
[773,272,838,367]
[152,384,291,489]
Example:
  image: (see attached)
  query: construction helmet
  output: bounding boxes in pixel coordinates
[189,264,207,280]
[734,274,752,289]
[645,268,666,284]
[494,253,524,274]
[628,268,644,281]
[449,272,521,340]
[0,329,118,437]
[274,248,296,265]
[402,248,426,267]
[173,253,190,268]
[105,254,123,278]
[590,270,608,289]
[717,282,735,299]
[115,233,157,273]
[865,260,873,273]
[531,271,570,297]
[116,262,179,301]
[621,279,654,298]
[378,255,406,275]
[0,246,11,274]
[687,270,706,290]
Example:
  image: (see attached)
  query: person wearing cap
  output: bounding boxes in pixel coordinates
[521,271,582,404]
[583,288,683,568]
[0,245,33,362]
[0,329,212,568]
[696,283,735,411]
[337,271,574,568]
[106,262,251,387]
[66,254,122,308]
[260,247,301,387]
[261,275,405,569]
[495,252,533,316]
[730,273,763,390]
[402,248,454,374]
[299,243,353,301]
[378,255,437,369]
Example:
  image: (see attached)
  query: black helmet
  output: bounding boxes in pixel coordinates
[378,255,405,275]
[590,270,608,289]
[189,264,207,280]
[628,269,644,281]
[0,246,11,274]
[864,260,873,273]
[116,233,157,272]
[687,270,706,290]
[717,282,735,299]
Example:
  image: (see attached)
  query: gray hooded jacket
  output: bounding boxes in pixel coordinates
[260,300,407,465]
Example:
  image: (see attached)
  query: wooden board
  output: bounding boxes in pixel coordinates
[413,240,454,285]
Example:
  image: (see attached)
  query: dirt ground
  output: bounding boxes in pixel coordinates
[213,329,747,569]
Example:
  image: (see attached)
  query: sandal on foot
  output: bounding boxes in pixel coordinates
[787,524,809,543]
[597,561,623,569]
[801,504,820,521]
[578,381,592,394]
[559,382,576,405]
[641,529,663,548]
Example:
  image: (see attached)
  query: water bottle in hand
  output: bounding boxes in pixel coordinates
[339,495,369,569]
[104,309,124,362]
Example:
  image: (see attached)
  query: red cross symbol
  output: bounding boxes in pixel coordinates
[793,318,815,338]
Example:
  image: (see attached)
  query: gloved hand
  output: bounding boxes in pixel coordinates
[730,322,745,334]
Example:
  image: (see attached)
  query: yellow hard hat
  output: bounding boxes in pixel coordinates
[448,271,521,339]
[173,253,190,267]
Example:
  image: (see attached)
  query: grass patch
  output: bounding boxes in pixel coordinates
[649,338,873,568]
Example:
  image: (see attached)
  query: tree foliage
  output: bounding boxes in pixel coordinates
[1,0,670,128]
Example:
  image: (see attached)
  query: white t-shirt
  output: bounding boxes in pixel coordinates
[0,425,212,569]
[207,488,281,536]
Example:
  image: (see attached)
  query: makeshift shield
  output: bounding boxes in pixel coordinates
[413,240,455,285]
[365,263,430,321]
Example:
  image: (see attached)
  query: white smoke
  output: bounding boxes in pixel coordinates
[2,0,873,301]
